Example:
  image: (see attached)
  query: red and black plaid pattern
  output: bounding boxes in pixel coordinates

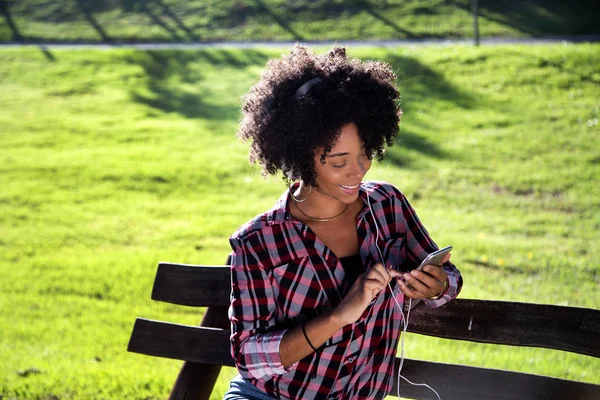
[229,181,462,399]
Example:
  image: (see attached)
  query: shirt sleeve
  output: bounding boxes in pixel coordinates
[228,234,299,380]
[395,188,463,308]
[421,260,462,308]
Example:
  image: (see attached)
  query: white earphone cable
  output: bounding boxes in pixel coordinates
[367,192,441,400]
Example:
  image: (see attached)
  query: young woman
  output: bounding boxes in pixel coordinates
[224,45,463,400]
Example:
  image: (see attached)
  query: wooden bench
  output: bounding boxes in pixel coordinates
[128,262,600,400]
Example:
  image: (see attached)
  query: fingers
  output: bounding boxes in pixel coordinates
[401,272,430,297]
[397,278,423,299]
[401,265,448,299]
[363,263,390,295]
[387,268,404,280]
[362,263,447,300]
[369,263,392,284]
[363,263,400,297]
[420,263,448,281]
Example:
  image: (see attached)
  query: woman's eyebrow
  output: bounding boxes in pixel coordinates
[326,152,349,158]
[327,146,366,158]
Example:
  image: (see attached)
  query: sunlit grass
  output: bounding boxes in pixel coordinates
[0,43,599,399]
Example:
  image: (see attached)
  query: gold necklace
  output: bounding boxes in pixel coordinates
[294,202,349,222]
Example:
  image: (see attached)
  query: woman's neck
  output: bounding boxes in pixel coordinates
[290,185,363,224]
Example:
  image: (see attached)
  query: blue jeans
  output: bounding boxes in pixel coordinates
[223,374,278,400]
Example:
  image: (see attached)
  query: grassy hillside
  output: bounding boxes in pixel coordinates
[0,43,599,399]
[1,0,600,43]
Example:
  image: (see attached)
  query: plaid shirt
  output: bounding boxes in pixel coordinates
[229,181,462,399]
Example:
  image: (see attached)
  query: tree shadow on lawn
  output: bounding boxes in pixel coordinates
[2,0,201,43]
[76,0,112,42]
[253,0,305,41]
[380,54,479,169]
[101,0,201,42]
[1,1,56,60]
[128,49,271,121]
[354,0,419,39]
[446,0,600,36]
[256,0,441,39]
[128,49,485,167]
[0,0,23,41]
[153,0,200,41]
[134,0,202,42]
[6,0,600,44]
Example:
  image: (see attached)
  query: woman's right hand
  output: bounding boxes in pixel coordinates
[330,263,403,326]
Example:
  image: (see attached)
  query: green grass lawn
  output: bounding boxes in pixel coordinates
[1,0,600,43]
[1,43,599,399]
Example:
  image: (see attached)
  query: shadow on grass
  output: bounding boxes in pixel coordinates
[255,0,425,39]
[122,0,202,42]
[253,0,305,41]
[385,130,446,168]
[446,0,600,36]
[154,0,200,41]
[141,2,184,41]
[3,0,600,44]
[127,49,480,164]
[1,0,56,60]
[356,0,418,39]
[38,45,56,61]
[76,0,112,42]
[466,259,538,276]
[0,0,22,41]
[127,49,270,121]
[380,54,478,168]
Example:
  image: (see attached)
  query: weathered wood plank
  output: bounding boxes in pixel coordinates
[408,299,600,357]
[149,264,600,357]
[129,323,600,400]
[128,318,233,366]
[151,263,230,307]
[391,358,600,400]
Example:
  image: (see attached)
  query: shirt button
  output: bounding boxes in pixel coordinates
[347,356,356,364]
[328,257,338,266]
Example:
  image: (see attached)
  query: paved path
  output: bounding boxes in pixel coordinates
[1,35,599,50]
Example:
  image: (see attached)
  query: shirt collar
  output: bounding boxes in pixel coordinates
[264,183,296,225]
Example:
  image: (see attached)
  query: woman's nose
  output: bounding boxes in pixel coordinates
[349,159,369,177]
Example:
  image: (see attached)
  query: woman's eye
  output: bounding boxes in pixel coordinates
[332,163,346,169]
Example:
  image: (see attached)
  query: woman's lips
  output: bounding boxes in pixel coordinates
[340,183,360,195]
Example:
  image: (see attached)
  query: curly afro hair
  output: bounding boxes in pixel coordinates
[237,45,402,186]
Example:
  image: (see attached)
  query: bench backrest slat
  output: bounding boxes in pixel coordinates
[150,263,600,357]
[152,263,230,307]
[128,320,600,400]
[128,318,233,366]
[407,298,600,357]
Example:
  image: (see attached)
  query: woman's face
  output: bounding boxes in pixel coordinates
[312,123,372,204]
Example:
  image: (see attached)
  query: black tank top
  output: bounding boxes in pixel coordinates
[339,254,364,287]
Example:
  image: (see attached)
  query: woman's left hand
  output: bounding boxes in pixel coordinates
[398,253,450,300]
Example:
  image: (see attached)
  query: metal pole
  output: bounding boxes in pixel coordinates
[472,0,480,46]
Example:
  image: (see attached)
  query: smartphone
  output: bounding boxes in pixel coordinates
[415,245,453,272]
[403,245,452,291]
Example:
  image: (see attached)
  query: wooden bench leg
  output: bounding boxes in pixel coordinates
[169,306,230,400]
[169,361,222,400]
